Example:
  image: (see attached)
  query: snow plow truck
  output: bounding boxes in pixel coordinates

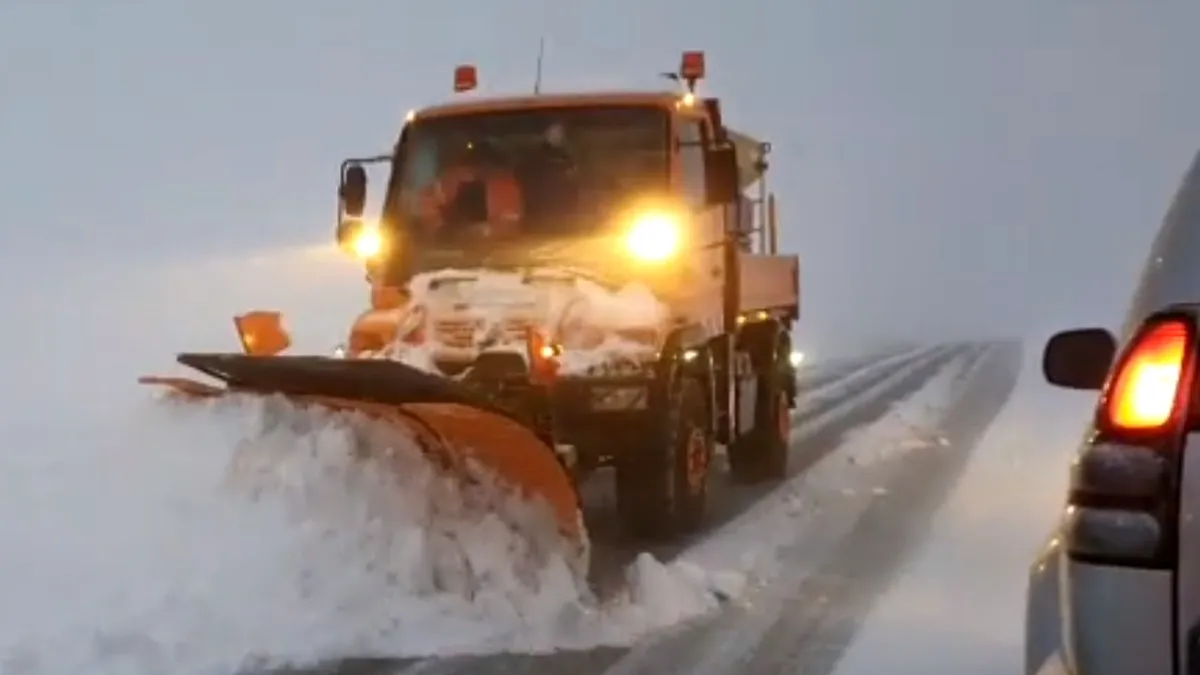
[140,52,800,554]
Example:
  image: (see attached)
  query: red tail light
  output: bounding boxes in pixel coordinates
[1100,319,1193,433]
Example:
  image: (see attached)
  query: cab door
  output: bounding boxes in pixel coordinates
[674,112,727,336]
[675,112,756,438]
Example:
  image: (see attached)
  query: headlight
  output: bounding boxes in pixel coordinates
[350,224,384,260]
[625,211,681,262]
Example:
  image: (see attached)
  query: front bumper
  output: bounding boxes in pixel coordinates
[547,374,660,446]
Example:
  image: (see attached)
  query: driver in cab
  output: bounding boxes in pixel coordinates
[417,141,523,241]
[517,122,580,233]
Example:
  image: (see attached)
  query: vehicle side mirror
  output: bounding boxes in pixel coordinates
[704,145,739,206]
[340,164,368,220]
[1043,327,1117,390]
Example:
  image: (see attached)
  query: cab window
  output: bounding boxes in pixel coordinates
[384,104,671,242]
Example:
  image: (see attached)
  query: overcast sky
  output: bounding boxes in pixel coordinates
[3,0,1199,355]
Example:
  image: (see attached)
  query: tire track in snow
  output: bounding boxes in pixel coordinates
[585,343,988,675]
[795,347,918,392]
[582,344,951,594]
[719,342,1019,675]
[622,340,1021,675]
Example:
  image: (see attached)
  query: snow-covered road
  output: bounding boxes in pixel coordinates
[828,338,1090,675]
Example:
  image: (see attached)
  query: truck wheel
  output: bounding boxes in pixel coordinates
[729,327,791,484]
[615,375,712,539]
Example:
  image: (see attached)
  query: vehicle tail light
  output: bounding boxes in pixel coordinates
[1067,314,1197,568]
[1100,319,1191,433]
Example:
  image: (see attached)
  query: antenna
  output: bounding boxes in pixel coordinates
[533,38,546,94]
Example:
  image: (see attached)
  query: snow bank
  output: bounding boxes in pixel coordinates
[0,394,733,675]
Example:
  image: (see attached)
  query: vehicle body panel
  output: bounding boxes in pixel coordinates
[1119,151,1200,344]
[415,91,683,120]
[1027,535,1174,675]
[1178,431,1200,672]
[1067,562,1173,675]
[1026,533,1066,675]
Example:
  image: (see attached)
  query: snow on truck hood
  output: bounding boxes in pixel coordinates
[385,269,671,375]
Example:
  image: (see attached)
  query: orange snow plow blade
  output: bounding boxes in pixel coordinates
[138,354,584,548]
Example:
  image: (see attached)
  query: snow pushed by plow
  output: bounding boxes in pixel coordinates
[0,395,736,675]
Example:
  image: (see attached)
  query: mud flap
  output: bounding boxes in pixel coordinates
[140,353,587,565]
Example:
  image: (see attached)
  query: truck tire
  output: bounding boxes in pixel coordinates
[615,374,712,539]
[729,323,791,483]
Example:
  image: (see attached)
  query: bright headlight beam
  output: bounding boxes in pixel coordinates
[351,226,384,259]
[625,212,681,262]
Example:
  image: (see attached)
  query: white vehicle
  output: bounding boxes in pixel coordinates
[1026,150,1200,675]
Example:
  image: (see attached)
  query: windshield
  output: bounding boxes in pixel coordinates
[383,105,670,244]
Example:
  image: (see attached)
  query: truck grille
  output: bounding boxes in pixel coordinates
[432,318,535,349]
[433,319,478,349]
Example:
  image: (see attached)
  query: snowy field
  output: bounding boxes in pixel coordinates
[830,335,1094,675]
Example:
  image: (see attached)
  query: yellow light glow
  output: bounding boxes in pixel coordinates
[625,211,681,262]
[350,224,384,260]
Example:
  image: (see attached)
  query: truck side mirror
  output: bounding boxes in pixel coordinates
[704,145,739,206]
[340,164,368,220]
